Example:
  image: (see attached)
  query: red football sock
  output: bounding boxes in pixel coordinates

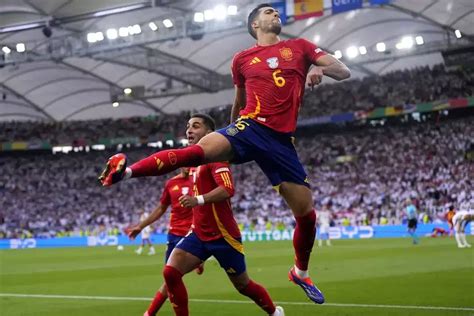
[146,290,167,316]
[163,265,188,316]
[130,145,205,178]
[293,210,316,271]
[238,280,276,314]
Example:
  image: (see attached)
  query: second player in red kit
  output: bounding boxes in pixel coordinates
[163,114,284,316]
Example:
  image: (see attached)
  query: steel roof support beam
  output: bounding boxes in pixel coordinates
[388,3,474,43]
[0,82,56,121]
[58,59,165,114]
[93,46,233,92]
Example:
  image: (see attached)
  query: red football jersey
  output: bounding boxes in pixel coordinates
[191,162,241,247]
[232,38,327,133]
[160,173,193,236]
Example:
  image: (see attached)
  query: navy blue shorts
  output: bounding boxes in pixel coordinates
[165,233,184,263]
[217,118,309,188]
[175,232,246,275]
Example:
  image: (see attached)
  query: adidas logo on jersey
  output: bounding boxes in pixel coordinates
[249,57,261,65]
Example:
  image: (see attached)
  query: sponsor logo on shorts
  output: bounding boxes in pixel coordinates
[226,127,239,136]
[226,267,237,274]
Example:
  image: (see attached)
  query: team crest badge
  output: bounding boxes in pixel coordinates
[181,187,189,195]
[266,57,279,69]
[279,47,293,61]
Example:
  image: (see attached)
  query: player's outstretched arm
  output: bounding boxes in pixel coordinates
[125,204,168,239]
[312,54,351,82]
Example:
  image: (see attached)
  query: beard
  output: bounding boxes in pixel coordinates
[262,21,281,36]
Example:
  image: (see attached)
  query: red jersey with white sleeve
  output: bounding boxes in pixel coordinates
[232,38,327,133]
[191,162,241,245]
[160,174,193,236]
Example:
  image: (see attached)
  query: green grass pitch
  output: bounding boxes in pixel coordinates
[1,237,473,316]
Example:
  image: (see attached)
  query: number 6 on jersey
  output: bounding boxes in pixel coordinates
[272,69,286,87]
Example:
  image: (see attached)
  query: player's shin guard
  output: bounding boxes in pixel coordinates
[130,145,205,178]
[163,265,188,316]
[293,210,316,271]
[238,280,276,314]
[146,290,167,316]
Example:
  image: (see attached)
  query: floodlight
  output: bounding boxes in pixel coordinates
[346,46,358,59]
[376,42,386,52]
[16,43,25,52]
[149,22,158,31]
[163,19,173,28]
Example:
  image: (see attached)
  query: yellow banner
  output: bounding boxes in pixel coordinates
[11,142,28,150]
[294,0,324,20]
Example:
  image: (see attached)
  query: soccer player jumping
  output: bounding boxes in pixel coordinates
[99,3,350,304]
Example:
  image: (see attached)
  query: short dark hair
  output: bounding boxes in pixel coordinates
[190,113,216,131]
[247,3,273,39]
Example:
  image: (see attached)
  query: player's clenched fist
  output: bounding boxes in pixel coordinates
[178,195,198,208]
[306,66,324,89]
[98,153,128,186]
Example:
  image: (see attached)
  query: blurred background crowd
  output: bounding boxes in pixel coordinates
[1,112,472,238]
[1,64,472,145]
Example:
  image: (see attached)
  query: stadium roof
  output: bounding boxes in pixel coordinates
[0,0,472,122]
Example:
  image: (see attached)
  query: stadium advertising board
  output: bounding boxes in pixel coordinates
[332,0,363,15]
[0,224,471,249]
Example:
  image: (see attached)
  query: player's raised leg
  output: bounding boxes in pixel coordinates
[279,182,324,304]
[99,128,233,186]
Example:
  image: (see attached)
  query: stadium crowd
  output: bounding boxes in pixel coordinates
[1,116,472,239]
[300,64,473,118]
[1,64,472,145]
